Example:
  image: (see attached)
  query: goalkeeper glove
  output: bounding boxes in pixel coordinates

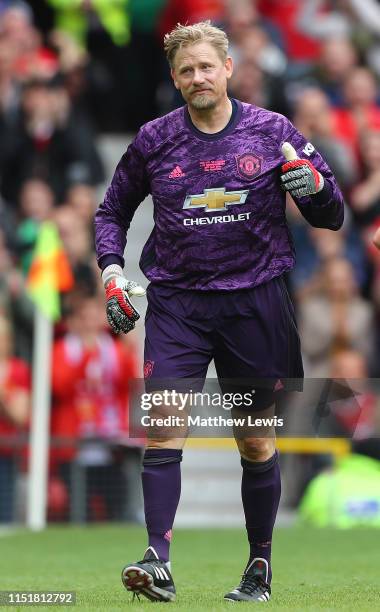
[281,153,324,199]
[102,264,145,334]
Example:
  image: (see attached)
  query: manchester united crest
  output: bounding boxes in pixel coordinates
[144,360,155,379]
[236,153,262,180]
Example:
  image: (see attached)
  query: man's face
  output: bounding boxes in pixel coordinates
[171,41,233,111]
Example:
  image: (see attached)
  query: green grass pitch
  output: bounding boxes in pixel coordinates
[1,525,378,610]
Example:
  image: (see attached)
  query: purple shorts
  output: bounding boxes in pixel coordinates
[144,275,303,397]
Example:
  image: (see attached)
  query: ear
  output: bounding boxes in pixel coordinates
[171,68,180,90]
[225,56,233,81]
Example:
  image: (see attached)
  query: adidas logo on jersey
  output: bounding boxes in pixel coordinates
[169,165,185,178]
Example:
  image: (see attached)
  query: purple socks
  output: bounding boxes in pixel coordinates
[141,446,280,577]
[241,451,281,583]
[142,448,182,562]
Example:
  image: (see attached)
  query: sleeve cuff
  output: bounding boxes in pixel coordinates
[98,254,124,271]
[311,179,333,206]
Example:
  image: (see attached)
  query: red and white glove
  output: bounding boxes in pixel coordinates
[102,264,145,334]
[280,142,324,198]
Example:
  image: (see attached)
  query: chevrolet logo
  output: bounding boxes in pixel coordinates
[183,188,249,212]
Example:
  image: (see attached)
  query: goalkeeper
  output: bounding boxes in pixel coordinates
[95,20,344,605]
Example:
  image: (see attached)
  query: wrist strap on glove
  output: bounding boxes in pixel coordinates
[102,264,124,288]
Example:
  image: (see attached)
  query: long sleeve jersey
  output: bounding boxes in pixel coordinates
[95,99,344,290]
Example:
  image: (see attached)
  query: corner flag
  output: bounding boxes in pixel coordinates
[26,221,73,321]
[26,221,73,530]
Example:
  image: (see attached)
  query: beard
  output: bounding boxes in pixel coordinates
[189,92,217,110]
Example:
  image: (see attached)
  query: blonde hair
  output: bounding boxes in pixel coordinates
[164,21,229,67]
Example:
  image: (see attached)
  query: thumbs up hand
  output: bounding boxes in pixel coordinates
[280,142,324,198]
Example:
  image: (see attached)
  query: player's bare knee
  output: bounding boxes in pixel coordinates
[146,438,186,450]
[142,390,189,443]
[237,437,276,462]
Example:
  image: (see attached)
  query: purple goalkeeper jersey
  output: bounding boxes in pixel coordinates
[95,99,344,290]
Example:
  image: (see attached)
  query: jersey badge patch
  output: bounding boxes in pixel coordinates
[236,153,262,179]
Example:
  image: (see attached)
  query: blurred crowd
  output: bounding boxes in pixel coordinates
[1,0,380,522]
